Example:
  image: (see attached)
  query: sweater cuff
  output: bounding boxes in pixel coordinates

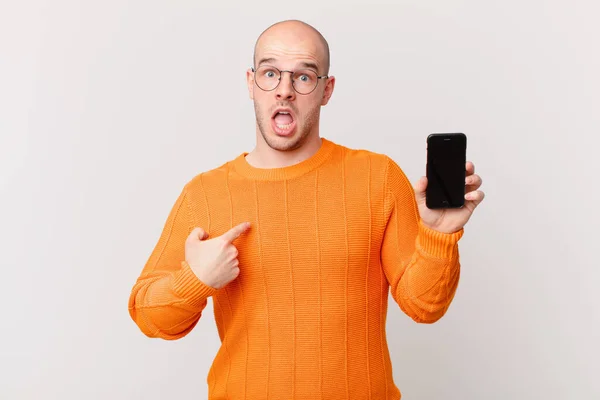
[172,261,218,309]
[416,220,464,259]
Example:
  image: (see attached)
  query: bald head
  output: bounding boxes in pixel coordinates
[253,20,330,75]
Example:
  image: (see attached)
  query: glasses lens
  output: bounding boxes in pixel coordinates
[255,66,280,91]
[292,69,318,94]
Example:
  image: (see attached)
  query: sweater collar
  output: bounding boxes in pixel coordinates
[231,137,337,181]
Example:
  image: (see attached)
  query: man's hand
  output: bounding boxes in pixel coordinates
[414,161,485,234]
[185,222,251,289]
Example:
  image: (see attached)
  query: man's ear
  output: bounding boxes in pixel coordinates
[321,76,335,106]
[246,68,255,100]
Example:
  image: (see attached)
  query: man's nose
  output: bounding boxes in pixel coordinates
[275,72,296,101]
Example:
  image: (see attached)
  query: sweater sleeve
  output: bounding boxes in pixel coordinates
[128,183,218,339]
[380,156,464,323]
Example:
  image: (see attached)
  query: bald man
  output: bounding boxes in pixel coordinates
[129,19,485,399]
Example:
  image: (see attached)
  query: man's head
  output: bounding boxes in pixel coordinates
[246,20,335,152]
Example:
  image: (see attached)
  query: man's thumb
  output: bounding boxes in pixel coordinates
[414,176,427,205]
[189,227,209,241]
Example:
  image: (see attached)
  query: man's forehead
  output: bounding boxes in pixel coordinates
[255,40,324,68]
[257,34,323,54]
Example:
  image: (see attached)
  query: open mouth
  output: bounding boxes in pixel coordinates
[271,109,296,136]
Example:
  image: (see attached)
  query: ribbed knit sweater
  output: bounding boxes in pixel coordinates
[128,137,464,399]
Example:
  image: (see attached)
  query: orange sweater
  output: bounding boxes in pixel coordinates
[128,137,464,399]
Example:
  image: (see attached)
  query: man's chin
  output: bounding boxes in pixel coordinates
[262,129,306,151]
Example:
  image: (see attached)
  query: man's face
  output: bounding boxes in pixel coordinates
[247,31,334,151]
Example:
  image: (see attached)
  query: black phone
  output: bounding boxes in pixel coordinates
[426,132,467,209]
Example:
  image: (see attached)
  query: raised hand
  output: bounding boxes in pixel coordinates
[185,222,251,289]
[414,161,485,234]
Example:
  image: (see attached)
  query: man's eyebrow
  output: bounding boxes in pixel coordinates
[256,58,320,73]
[256,57,277,67]
[298,61,319,72]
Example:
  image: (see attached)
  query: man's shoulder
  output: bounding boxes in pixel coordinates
[334,140,396,174]
[181,157,237,194]
[333,140,412,192]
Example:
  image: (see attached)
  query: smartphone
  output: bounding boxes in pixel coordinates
[426,133,467,209]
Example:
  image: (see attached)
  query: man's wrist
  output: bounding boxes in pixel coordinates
[417,220,464,259]
[172,261,219,308]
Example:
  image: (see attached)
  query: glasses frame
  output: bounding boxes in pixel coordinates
[251,65,329,95]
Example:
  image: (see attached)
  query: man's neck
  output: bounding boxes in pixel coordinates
[245,133,323,169]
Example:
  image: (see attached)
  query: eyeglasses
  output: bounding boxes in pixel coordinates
[251,65,329,95]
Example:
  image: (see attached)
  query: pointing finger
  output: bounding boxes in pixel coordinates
[221,222,251,243]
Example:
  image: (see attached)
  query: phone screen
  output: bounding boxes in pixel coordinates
[426,133,467,209]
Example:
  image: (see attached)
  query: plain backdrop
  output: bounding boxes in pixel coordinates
[1,0,598,399]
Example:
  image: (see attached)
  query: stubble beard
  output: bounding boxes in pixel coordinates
[254,100,320,152]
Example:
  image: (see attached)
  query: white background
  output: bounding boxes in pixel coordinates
[1,0,598,399]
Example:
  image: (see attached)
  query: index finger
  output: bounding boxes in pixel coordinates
[221,222,251,242]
